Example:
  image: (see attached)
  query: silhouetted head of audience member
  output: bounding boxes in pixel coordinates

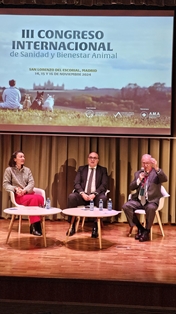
[9,79,16,87]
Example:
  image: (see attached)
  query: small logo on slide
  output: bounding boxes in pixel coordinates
[149,112,160,118]
[85,110,94,118]
[114,112,134,118]
[141,112,148,118]
[114,112,122,118]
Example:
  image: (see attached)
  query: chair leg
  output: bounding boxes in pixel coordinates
[75,217,80,232]
[155,211,165,237]
[18,215,22,233]
[150,226,153,241]
[142,215,146,228]
[76,216,102,230]
[81,217,102,228]
[128,226,134,237]
[81,217,85,228]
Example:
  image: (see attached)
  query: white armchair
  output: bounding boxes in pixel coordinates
[9,187,46,233]
[128,185,170,240]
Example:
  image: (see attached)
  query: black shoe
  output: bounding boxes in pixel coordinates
[135,228,144,240]
[91,223,98,238]
[91,227,98,238]
[139,230,150,242]
[35,221,42,235]
[66,227,75,236]
[30,222,42,236]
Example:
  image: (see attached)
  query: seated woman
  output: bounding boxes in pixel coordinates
[3,150,44,236]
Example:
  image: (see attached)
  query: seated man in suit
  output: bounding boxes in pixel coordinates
[67,151,108,238]
[122,154,167,242]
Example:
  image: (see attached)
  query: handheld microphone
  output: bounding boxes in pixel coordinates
[140,167,149,177]
[140,167,145,183]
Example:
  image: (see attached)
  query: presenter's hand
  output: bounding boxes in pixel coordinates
[151,158,159,171]
[139,172,145,181]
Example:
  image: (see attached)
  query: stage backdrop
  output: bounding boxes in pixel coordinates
[0,134,174,224]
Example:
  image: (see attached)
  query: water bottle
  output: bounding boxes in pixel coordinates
[90,199,94,211]
[107,198,112,211]
[99,199,103,211]
[46,197,51,209]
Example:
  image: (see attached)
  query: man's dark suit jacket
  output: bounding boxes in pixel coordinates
[74,165,108,195]
[130,168,167,205]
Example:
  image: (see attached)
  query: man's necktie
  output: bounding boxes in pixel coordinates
[140,193,146,206]
[87,168,94,195]
[140,176,147,205]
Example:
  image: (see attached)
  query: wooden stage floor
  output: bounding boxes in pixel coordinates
[0,218,176,313]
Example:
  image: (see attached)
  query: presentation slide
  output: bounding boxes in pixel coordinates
[0,9,174,135]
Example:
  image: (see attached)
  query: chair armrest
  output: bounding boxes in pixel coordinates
[9,191,24,207]
[33,187,46,204]
[10,191,17,205]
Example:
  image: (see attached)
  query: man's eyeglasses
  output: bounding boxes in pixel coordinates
[88,156,98,160]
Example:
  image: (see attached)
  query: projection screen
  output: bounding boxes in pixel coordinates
[0,9,174,136]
